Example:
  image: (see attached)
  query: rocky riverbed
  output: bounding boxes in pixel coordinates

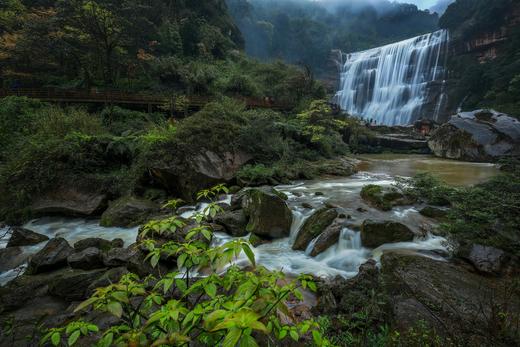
[2,154,516,346]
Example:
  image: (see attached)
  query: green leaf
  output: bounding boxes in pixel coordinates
[68,330,81,346]
[289,330,299,341]
[279,329,287,339]
[106,301,123,318]
[312,330,323,346]
[74,297,97,312]
[111,291,129,303]
[223,328,242,347]
[177,253,187,269]
[205,283,217,298]
[150,254,160,268]
[308,281,317,292]
[51,332,61,346]
[241,244,255,267]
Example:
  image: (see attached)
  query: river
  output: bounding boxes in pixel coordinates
[0,155,500,284]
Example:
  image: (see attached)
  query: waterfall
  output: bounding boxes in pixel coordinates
[334,29,450,126]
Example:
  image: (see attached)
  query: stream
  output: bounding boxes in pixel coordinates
[0,155,499,285]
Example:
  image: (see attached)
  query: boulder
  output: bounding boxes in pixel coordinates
[428,109,520,162]
[316,259,381,315]
[308,219,344,256]
[74,237,123,252]
[102,246,165,277]
[151,150,252,201]
[381,251,519,342]
[312,156,359,177]
[293,208,338,251]
[68,247,104,270]
[419,206,448,219]
[87,267,129,294]
[458,244,513,275]
[0,267,106,312]
[243,188,293,239]
[30,186,107,217]
[6,227,49,247]
[360,220,415,248]
[0,247,28,272]
[213,210,248,237]
[100,196,159,227]
[26,238,73,275]
[360,185,413,211]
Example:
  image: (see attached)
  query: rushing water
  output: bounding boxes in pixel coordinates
[335,30,449,126]
[0,155,500,285]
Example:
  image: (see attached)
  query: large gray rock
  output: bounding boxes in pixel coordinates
[381,251,519,342]
[458,244,517,275]
[100,196,159,227]
[68,247,104,270]
[360,220,415,248]
[243,188,293,239]
[30,186,107,217]
[6,227,49,247]
[151,150,252,201]
[428,109,520,162]
[360,185,414,211]
[213,210,248,237]
[0,247,28,272]
[26,238,73,274]
[308,219,344,256]
[293,208,338,251]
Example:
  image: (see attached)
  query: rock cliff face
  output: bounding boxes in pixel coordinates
[428,109,520,162]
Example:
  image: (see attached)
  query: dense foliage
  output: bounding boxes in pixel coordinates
[440,0,520,117]
[0,97,363,222]
[227,0,439,76]
[397,168,520,257]
[0,0,323,104]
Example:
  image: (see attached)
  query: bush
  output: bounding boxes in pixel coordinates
[100,106,166,135]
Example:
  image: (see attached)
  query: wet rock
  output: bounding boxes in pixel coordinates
[301,203,313,209]
[293,208,338,251]
[213,210,248,237]
[0,268,106,312]
[151,150,252,201]
[48,268,107,302]
[381,251,516,342]
[68,247,104,270]
[360,220,415,248]
[360,185,413,211]
[102,246,165,277]
[26,238,73,275]
[315,192,324,196]
[458,244,513,275]
[0,247,28,272]
[356,207,367,213]
[311,156,359,177]
[428,109,520,162]
[6,227,49,247]
[308,219,343,257]
[419,206,448,218]
[74,237,123,252]
[30,186,107,217]
[243,188,293,239]
[87,267,129,294]
[100,196,159,227]
[316,259,381,315]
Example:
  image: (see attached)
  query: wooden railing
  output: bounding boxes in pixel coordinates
[0,88,294,111]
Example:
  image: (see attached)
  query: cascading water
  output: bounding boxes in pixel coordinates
[335,29,450,126]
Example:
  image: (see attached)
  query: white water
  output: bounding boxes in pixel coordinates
[335,29,449,125]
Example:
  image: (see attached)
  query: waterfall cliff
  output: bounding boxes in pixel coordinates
[334,30,450,126]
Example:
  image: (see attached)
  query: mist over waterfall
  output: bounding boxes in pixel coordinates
[335,29,450,126]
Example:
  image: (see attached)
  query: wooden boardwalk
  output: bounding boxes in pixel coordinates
[0,88,293,112]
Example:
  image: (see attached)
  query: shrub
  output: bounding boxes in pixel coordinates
[100,106,166,135]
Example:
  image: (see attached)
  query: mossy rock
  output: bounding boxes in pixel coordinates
[360,185,413,211]
[360,220,415,248]
[243,188,292,239]
[292,207,338,251]
[100,196,159,227]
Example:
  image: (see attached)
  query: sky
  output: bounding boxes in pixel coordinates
[400,0,439,9]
